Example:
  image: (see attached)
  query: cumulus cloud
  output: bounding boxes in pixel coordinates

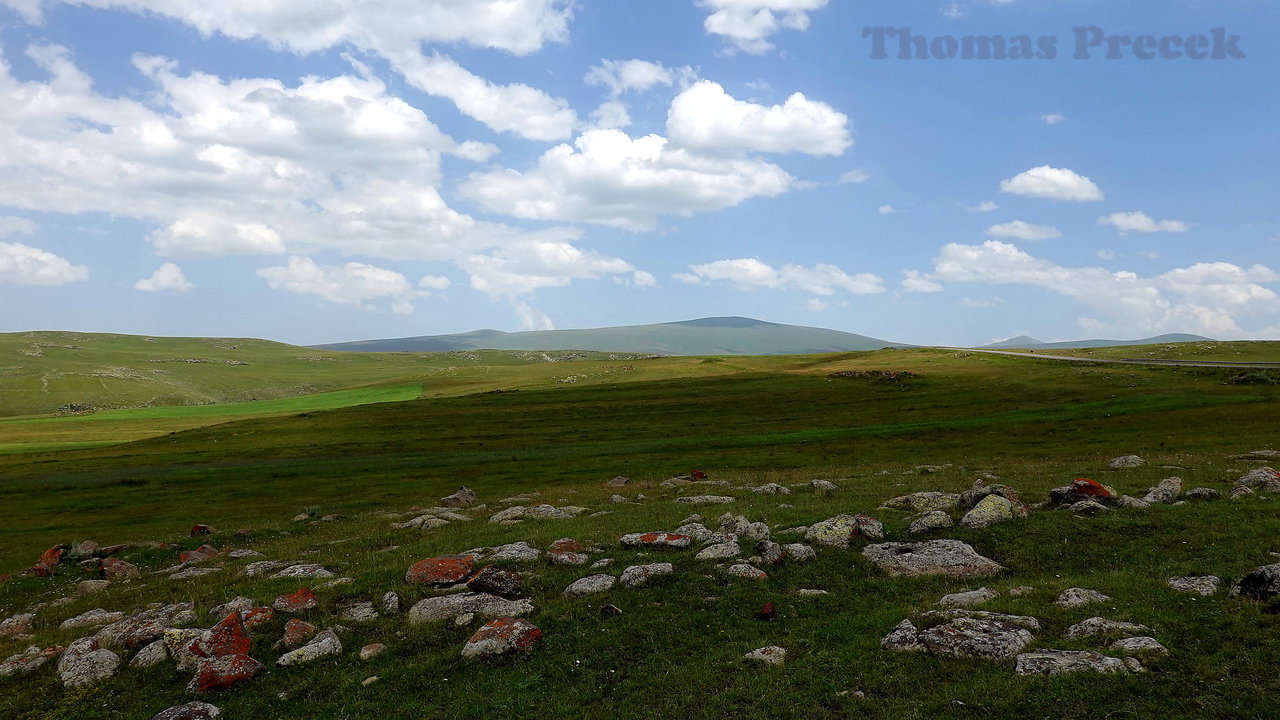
[0,241,89,285]
[921,240,1278,336]
[962,296,1004,308]
[0,216,36,237]
[135,262,193,292]
[902,269,943,293]
[1000,166,1104,202]
[987,220,1062,241]
[838,169,870,184]
[1041,113,1066,125]
[460,129,793,230]
[878,205,896,215]
[585,59,690,97]
[685,257,885,296]
[256,256,426,313]
[968,201,999,212]
[459,240,638,298]
[667,81,851,156]
[699,0,829,54]
[1099,211,1190,234]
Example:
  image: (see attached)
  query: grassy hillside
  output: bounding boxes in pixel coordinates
[980,333,1214,349]
[315,316,902,355]
[0,345,1278,718]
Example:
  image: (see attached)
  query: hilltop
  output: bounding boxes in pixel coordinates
[981,333,1215,350]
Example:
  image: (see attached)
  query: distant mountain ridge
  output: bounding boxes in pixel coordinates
[978,333,1215,350]
[314,317,904,356]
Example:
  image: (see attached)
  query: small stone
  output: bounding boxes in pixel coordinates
[960,495,1017,529]
[277,630,341,667]
[362,676,379,686]
[758,602,777,620]
[407,593,535,624]
[675,495,735,505]
[272,588,318,613]
[811,479,838,492]
[607,475,631,487]
[360,643,386,661]
[1006,585,1034,596]
[1185,487,1221,501]
[339,602,378,623]
[620,532,692,549]
[795,589,829,597]
[488,541,542,563]
[188,654,264,693]
[1015,649,1129,675]
[461,617,542,658]
[1071,500,1110,516]
[620,563,674,588]
[743,646,786,666]
[1231,563,1280,600]
[0,613,35,639]
[467,565,523,598]
[1108,455,1145,468]
[1064,617,1151,640]
[1168,575,1221,596]
[563,574,616,598]
[441,486,478,507]
[782,543,816,562]
[549,551,589,565]
[1111,636,1168,658]
[863,540,1004,578]
[270,564,334,579]
[149,702,222,720]
[282,619,317,649]
[130,639,170,668]
[101,558,141,581]
[242,560,290,577]
[938,588,999,608]
[696,541,742,561]
[381,591,401,614]
[227,549,263,559]
[600,604,623,618]
[61,608,126,630]
[57,636,120,688]
[405,555,474,586]
[1055,588,1112,609]
[725,564,767,580]
[881,491,960,512]
[908,511,954,535]
[180,545,219,564]
[1142,477,1184,505]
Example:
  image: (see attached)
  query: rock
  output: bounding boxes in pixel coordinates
[1231,563,1280,600]
[339,602,377,623]
[1056,588,1112,608]
[171,610,198,628]
[805,515,861,548]
[405,555,475,586]
[696,541,742,561]
[211,596,255,617]
[675,495,736,504]
[673,523,712,541]
[1,645,64,678]
[240,607,274,629]
[783,543,816,562]
[57,636,120,687]
[407,593,535,624]
[1236,467,1280,492]
[0,612,35,639]
[1168,575,1221,596]
[488,542,542,563]
[242,560,290,577]
[755,541,786,565]
[1233,450,1280,461]
[130,639,170,668]
[549,551,589,565]
[1185,487,1221,500]
[273,588,319,613]
[620,532,692,549]
[227,549,263,559]
[957,483,1024,510]
[811,479,839,492]
[882,491,960,512]
[1108,455,1146,468]
[283,619,317,649]
[1015,649,1129,675]
[795,589,828,597]
[563,574,616,598]
[203,612,252,658]
[61,608,126,630]
[607,475,631,487]
[461,617,542,659]
[1064,617,1152,640]
[1117,495,1151,509]
[270,564,334,579]
[884,617,1034,660]
[467,566,523,598]
[758,602,777,620]
[163,628,205,672]
[440,486,478,507]
[360,643,386,661]
[1050,477,1119,507]
[1006,586,1034,596]
[620,563,673,588]
[381,591,401,614]
[610,495,629,504]
[743,646,786,666]
[725,564,767,580]
[748,483,791,495]
[488,504,587,523]
[908,511,954,535]
[1142,477,1183,505]
[180,545,219,564]
[1111,636,1168,657]
[881,620,926,652]
[600,604,623,618]
[1071,500,1110,516]
[938,588,999,608]
[1231,485,1255,500]
[863,540,1004,578]
[960,494,1017,529]
[189,524,216,536]
[171,566,221,580]
[277,630,341,667]
[102,557,141,581]
[188,653,264,693]
[917,609,1040,631]
[150,702,222,720]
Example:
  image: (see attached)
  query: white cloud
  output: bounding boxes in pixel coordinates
[585,59,688,97]
[418,275,451,291]
[589,101,632,130]
[838,169,870,184]
[513,300,555,331]
[0,241,89,285]
[0,216,36,237]
[987,220,1062,241]
[1000,166,1104,202]
[667,81,851,156]
[962,296,1004,308]
[923,240,1279,336]
[460,128,793,230]
[459,240,637,298]
[878,205,896,215]
[135,262,193,292]
[631,270,657,287]
[1041,113,1066,125]
[804,298,829,311]
[257,256,426,313]
[1099,211,1190,234]
[149,219,285,257]
[968,201,999,212]
[1097,249,1116,260]
[686,257,885,296]
[699,0,830,54]
[902,269,943,293]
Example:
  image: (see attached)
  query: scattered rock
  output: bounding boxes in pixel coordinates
[0,612,35,639]
[171,566,221,580]
[621,532,692,549]
[1064,617,1151,640]
[360,643,386,661]
[563,574,616,598]
[227,549,263,559]
[273,588,318,614]
[1015,649,1129,675]
[339,602,378,623]
[696,541,742,561]
[743,646,786,666]
[131,639,170,668]
[782,543,816,562]
[805,514,875,548]
[57,636,120,688]
[1071,500,1110,516]
[407,593,535,624]
[461,617,542,659]
[1108,455,1146,468]
[1230,563,1280,600]
[863,540,1004,578]
[882,491,960,512]
[908,511,954,535]
[61,608,126,631]
[282,619,317,649]
[440,486,478,507]
[607,475,631,487]
[620,563,674,588]
[725,564,767,580]
[188,654,263,694]
[488,542,542,563]
[675,495,736,505]
[1111,636,1169,658]
[960,494,1018,529]
[270,564,334,579]
[938,588,999,608]
[1055,588,1111,609]
[467,566,524,598]
[811,479,839,492]
[1235,467,1280,492]
[180,545,219,564]
[884,617,1033,660]
[381,591,401,614]
[405,555,475,586]
[549,551,589,565]
[917,609,1040,631]
[241,560,290,577]
[1006,586,1034,596]
[1117,495,1151,509]
[102,557,141,581]
[189,524,216,537]
[1141,477,1183,505]
[747,483,791,495]
[1168,575,1221,596]
[600,604,623,618]
[0,645,63,678]
[1185,487,1221,501]
[277,630,342,667]
[150,702,222,720]
[957,483,1024,511]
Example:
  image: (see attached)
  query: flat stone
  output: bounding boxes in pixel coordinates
[908,511,954,535]
[61,608,125,630]
[675,495,736,504]
[960,494,1017,529]
[150,702,222,720]
[1064,617,1151,640]
[917,609,1040,631]
[743,646,786,666]
[57,636,120,688]
[282,619,317,649]
[488,542,542,563]
[188,653,264,693]
[1016,650,1129,675]
[725,564,767,580]
[1055,588,1112,609]
[0,613,35,639]
[461,617,541,658]
[277,630,341,667]
[938,588,999,608]
[1108,455,1146,468]
[563,574,616,598]
[863,540,1004,578]
[0,645,64,678]
[270,564,334,579]
[339,602,378,623]
[1111,636,1169,657]
[405,555,474,586]
[360,643,387,661]
[273,588,318,613]
[918,617,1034,660]
[1236,467,1280,492]
[171,567,221,580]
[620,532,692,549]
[130,639,170,668]
[241,560,290,577]
[407,593,535,624]
[1168,575,1221,596]
[696,541,742,561]
[882,491,960,512]
[620,563,674,588]
[467,566,523,598]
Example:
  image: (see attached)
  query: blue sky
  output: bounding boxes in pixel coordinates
[0,0,1276,346]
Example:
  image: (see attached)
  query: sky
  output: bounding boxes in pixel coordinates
[0,0,1276,347]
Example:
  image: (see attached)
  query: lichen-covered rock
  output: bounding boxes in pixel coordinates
[673,523,712,542]
[805,515,860,548]
[620,532,692,549]
[407,593,535,624]
[675,495,735,505]
[187,653,263,694]
[1185,487,1221,500]
[405,555,474,586]
[1111,636,1169,658]
[164,628,205,672]
[130,639,170,668]
[467,566,523,598]
[783,543,816,562]
[1141,477,1183,505]
[179,545,219,564]
[957,483,1023,510]
[277,630,341,667]
[340,602,378,623]
[441,486,478,507]
[748,483,791,495]
[1055,588,1111,609]
[101,558,141,581]
[0,612,35,639]
[282,619,317,649]
[863,540,1004,578]
[938,588,999,608]
[488,542,542,563]
[57,636,120,688]
[755,541,786,565]
[882,491,961,513]
[725,564,767,580]
[1071,500,1110,516]
[918,617,1034,660]
[461,617,541,658]
[241,560,290,577]
[272,588,318,613]
[908,511,954,535]
[620,563,674,588]
[563,574,616,598]
[743,646,786,666]
[917,609,1040,631]
[61,608,125,631]
[1230,563,1280,600]
[150,702,221,720]
[811,479,839,493]
[1064,617,1151,640]
[881,619,926,652]
[1015,649,1129,675]
[1235,467,1280,492]
[381,591,401,614]
[1108,455,1146,468]
[0,645,64,678]
[270,564,334,579]
[360,643,386,661]
[696,541,742,561]
[1168,575,1221,596]
[549,551,589,565]
[960,495,1017,529]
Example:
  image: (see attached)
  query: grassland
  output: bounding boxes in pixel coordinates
[0,341,1278,719]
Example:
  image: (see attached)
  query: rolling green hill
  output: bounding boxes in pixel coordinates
[314,316,904,355]
[980,332,1214,349]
